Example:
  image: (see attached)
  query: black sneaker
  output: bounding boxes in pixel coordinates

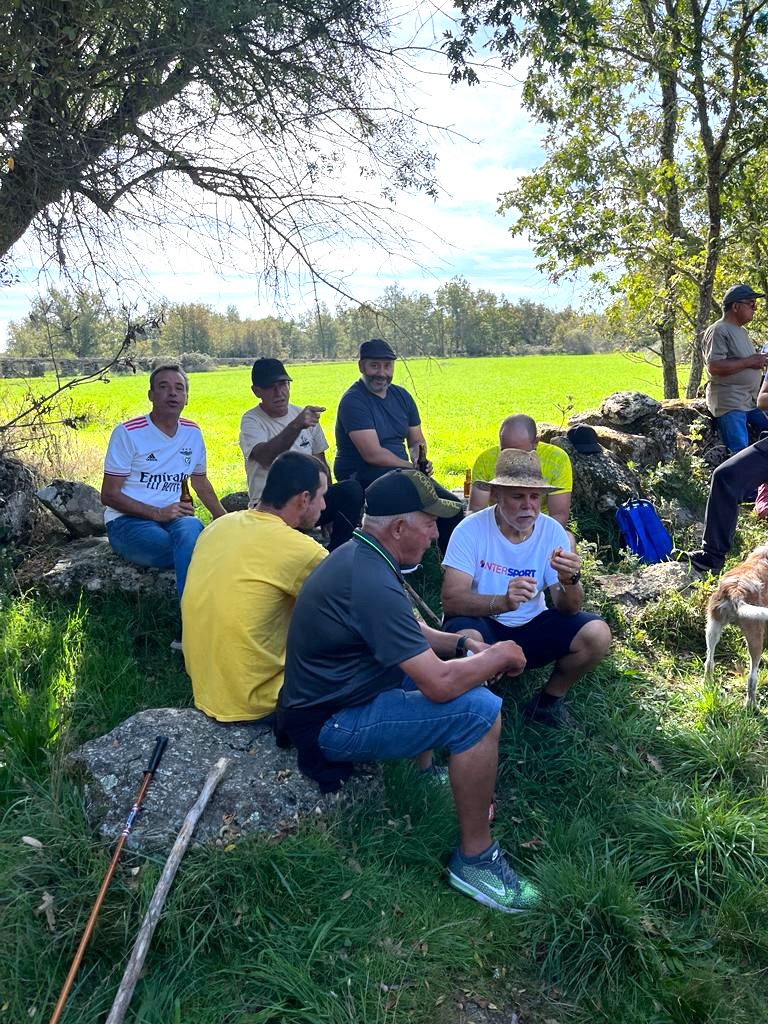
[522,695,580,731]
[674,549,723,574]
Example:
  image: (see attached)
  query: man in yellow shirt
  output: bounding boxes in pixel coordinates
[182,451,328,725]
[469,415,572,527]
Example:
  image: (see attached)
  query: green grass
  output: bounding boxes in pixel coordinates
[6,353,768,1021]
[0,352,675,493]
[5,549,768,1022]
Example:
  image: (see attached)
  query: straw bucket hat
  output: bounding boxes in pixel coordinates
[485,448,559,492]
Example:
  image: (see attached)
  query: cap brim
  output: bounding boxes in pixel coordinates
[422,496,463,518]
[258,374,292,385]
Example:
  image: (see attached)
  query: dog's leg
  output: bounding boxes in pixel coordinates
[704,615,723,683]
[740,617,765,709]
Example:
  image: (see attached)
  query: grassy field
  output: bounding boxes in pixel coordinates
[7,353,768,1023]
[1,352,675,493]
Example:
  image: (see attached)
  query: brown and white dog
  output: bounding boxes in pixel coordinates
[704,544,768,707]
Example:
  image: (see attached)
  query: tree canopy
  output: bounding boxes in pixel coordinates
[0,0,436,290]
[445,0,768,397]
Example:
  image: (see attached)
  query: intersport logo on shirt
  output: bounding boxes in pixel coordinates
[479,559,536,578]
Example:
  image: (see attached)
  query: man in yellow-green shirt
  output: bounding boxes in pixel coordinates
[469,415,572,527]
[181,451,328,724]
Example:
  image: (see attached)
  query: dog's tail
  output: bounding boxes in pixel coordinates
[733,602,768,622]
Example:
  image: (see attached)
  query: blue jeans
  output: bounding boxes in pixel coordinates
[106,514,204,598]
[318,676,502,762]
[715,408,768,454]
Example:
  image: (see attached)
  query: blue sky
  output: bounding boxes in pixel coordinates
[0,4,587,349]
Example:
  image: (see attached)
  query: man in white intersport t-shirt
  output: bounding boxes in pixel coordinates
[101,363,226,600]
[440,449,611,730]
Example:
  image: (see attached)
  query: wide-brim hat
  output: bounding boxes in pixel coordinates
[365,469,461,518]
[484,448,559,493]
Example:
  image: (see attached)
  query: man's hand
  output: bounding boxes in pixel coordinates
[294,405,326,429]
[155,502,195,522]
[550,546,581,584]
[411,458,434,476]
[465,637,490,656]
[505,576,538,610]
[747,354,768,371]
[485,639,526,677]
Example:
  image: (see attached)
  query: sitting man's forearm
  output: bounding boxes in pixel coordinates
[190,474,227,519]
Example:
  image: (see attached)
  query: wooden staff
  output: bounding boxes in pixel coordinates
[403,578,442,628]
[49,735,168,1024]
[105,757,229,1024]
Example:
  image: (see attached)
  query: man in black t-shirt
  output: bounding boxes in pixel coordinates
[278,469,541,915]
[333,339,461,552]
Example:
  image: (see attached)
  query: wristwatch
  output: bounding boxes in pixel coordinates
[455,635,468,657]
[562,571,581,586]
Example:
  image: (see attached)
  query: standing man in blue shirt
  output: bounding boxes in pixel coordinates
[334,339,462,553]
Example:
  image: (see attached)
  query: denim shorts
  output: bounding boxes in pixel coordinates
[442,609,600,669]
[318,676,502,763]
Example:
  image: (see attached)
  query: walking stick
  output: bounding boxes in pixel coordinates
[105,756,229,1024]
[403,578,442,628]
[49,735,168,1024]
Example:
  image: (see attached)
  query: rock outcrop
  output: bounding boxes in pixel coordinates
[41,537,176,599]
[66,707,382,855]
[221,491,250,513]
[0,455,46,544]
[594,561,699,615]
[36,479,106,537]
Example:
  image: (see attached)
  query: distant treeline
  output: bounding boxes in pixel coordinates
[6,279,651,362]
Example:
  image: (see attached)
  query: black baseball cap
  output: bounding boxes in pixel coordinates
[359,338,397,360]
[566,424,601,454]
[251,358,292,388]
[365,470,461,518]
[722,284,766,308]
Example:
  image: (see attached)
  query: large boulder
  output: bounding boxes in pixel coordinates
[594,561,698,615]
[40,536,176,599]
[36,479,106,537]
[221,490,250,512]
[555,438,640,513]
[600,391,662,426]
[66,707,382,855]
[0,454,46,544]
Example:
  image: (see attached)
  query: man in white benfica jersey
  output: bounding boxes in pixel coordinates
[100,363,226,599]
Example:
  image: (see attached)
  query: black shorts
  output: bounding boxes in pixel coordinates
[442,609,600,669]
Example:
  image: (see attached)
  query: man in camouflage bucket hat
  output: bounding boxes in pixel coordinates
[441,449,611,730]
[278,469,541,914]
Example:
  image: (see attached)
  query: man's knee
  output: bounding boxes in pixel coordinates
[572,618,612,658]
[454,686,502,731]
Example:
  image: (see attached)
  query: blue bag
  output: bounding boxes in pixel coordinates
[615,498,672,564]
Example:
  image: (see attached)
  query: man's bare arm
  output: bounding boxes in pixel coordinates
[400,641,526,703]
[546,492,571,528]
[441,566,537,619]
[348,428,414,469]
[190,473,227,519]
[100,474,192,522]
[708,355,768,377]
[468,482,490,513]
[247,406,325,468]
